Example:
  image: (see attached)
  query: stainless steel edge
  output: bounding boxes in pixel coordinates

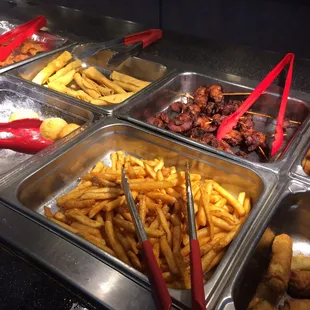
[6,44,177,115]
[214,176,310,310]
[0,74,104,189]
[0,117,278,309]
[115,55,310,176]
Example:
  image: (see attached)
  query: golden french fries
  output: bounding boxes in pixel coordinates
[44,151,252,289]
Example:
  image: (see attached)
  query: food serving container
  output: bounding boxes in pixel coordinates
[0,117,277,309]
[7,44,174,115]
[0,17,76,74]
[116,70,310,171]
[0,74,102,187]
[216,178,310,310]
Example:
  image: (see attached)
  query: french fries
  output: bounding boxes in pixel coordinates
[44,151,252,289]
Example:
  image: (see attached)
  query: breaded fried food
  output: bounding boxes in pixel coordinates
[247,282,278,310]
[256,228,276,256]
[280,299,310,310]
[265,234,293,293]
[291,255,310,271]
[288,270,310,299]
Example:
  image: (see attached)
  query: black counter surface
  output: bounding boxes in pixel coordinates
[1,2,310,310]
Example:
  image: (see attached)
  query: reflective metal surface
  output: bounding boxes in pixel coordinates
[0,117,276,309]
[0,74,102,188]
[116,70,310,171]
[8,44,174,115]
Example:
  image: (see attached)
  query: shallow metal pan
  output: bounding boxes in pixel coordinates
[0,117,277,309]
[7,44,175,115]
[216,179,310,310]
[0,74,102,187]
[116,70,310,172]
[0,17,76,74]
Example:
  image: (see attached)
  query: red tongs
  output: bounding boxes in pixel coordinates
[0,118,52,154]
[217,53,295,156]
[121,168,172,310]
[185,163,206,310]
[0,15,47,61]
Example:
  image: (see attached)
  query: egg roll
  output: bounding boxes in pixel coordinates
[110,71,150,89]
[32,51,72,85]
[49,59,82,83]
[113,80,140,92]
[83,67,126,94]
[74,72,101,99]
[256,228,276,256]
[265,234,293,293]
[292,255,310,271]
[52,69,76,86]
[98,92,134,105]
[280,299,310,310]
[48,82,93,103]
[288,270,310,298]
[82,74,114,96]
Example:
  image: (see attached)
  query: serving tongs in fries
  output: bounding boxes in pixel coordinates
[0,118,52,154]
[185,163,206,310]
[217,53,295,156]
[0,15,47,61]
[72,29,162,66]
[121,168,172,310]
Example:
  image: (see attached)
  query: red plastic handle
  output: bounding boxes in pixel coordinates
[142,240,172,310]
[0,118,43,129]
[124,29,163,48]
[216,53,294,156]
[190,239,206,310]
[0,16,47,61]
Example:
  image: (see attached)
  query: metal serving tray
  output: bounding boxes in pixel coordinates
[7,44,173,114]
[0,74,102,187]
[216,179,310,310]
[116,71,310,171]
[0,118,277,309]
[0,17,76,74]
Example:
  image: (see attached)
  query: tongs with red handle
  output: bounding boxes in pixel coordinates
[216,53,295,156]
[0,15,47,61]
[121,168,172,310]
[0,118,52,154]
[185,163,206,310]
[123,29,163,48]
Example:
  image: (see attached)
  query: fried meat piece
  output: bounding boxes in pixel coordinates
[288,270,310,299]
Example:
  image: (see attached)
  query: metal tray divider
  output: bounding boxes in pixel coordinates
[0,117,278,309]
[115,66,310,176]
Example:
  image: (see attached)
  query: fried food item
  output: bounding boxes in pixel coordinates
[40,117,68,141]
[9,109,39,121]
[113,80,140,92]
[44,151,251,289]
[280,299,310,310]
[248,282,278,310]
[110,71,150,89]
[32,51,72,85]
[49,59,82,83]
[58,123,80,139]
[256,228,276,256]
[52,69,76,86]
[288,270,310,298]
[265,234,293,293]
[292,255,310,271]
[83,67,126,94]
[90,93,134,105]
[82,74,114,96]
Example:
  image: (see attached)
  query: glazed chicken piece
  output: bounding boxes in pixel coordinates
[193,86,208,107]
[207,84,224,103]
[224,130,243,146]
[167,113,193,133]
[242,129,267,151]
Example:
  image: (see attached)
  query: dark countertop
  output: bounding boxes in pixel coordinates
[1,3,310,310]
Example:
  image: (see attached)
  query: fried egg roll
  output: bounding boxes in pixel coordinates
[49,59,82,83]
[265,234,293,293]
[113,80,140,92]
[110,71,150,89]
[83,67,126,94]
[74,72,101,99]
[32,51,72,85]
[280,299,310,310]
[52,69,76,86]
[256,228,276,256]
[93,92,134,105]
[82,74,114,96]
[288,270,310,298]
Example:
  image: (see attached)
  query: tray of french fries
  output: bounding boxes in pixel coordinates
[1,118,276,308]
[7,45,171,114]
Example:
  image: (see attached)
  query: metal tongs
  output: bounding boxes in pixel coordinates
[0,118,52,154]
[121,168,172,310]
[216,53,295,156]
[0,16,47,61]
[185,162,206,310]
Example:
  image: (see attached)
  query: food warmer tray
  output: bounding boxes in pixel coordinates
[115,55,310,172]
[0,117,277,309]
[0,74,103,189]
[0,16,76,74]
[7,44,176,115]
